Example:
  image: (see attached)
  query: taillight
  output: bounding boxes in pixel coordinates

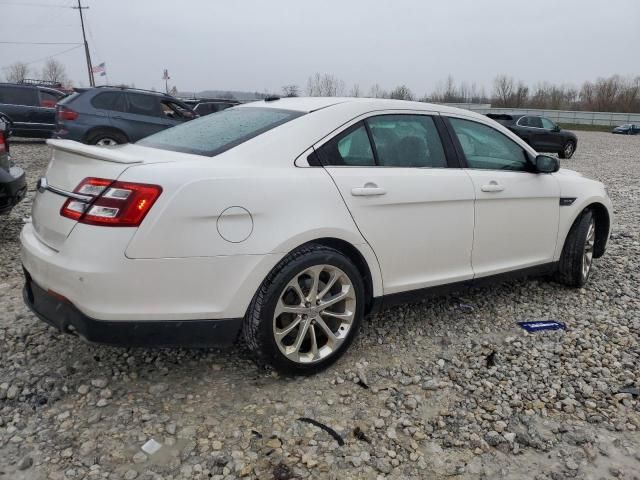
[57,106,78,121]
[60,177,162,227]
[0,132,5,154]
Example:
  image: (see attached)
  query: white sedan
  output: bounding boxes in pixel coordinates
[21,97,612,374]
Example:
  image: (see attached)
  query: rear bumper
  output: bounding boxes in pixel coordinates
[23,270,242,347]
[0,165,27,214]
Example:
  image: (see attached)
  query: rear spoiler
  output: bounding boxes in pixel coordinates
[46,139,143,164]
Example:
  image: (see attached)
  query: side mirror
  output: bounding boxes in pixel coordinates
[536,155,559,173]
[552,125,561,132]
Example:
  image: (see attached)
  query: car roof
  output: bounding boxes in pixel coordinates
[236,96,490,119]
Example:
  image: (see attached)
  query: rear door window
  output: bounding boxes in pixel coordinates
[126,93,161,116]
[138,107,304,156]
[366,115,447,168]
[91,92,127,112]
[0,86,39,106]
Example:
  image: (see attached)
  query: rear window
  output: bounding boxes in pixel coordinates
[138,107,304,156]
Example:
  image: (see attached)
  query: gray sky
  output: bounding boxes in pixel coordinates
[1,0,639,95]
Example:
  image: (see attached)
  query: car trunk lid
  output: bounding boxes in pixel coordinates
[32,140,145,250]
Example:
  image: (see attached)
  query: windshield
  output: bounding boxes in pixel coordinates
[138,106,304,156]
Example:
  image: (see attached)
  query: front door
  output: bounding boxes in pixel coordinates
[446,116,560,277]
[317,113,476,295]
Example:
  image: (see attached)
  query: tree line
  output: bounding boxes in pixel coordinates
[4,60,638,113]
[291,72,640,113]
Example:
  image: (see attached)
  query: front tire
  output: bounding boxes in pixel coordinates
[243,244,365,374]
[556,210,595,287]
[558,140,576,159]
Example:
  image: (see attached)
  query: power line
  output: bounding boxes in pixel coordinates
[0,1,69,6]
[0,41,82,45]
[0,44,83,70]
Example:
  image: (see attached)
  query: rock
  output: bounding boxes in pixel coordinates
[133,452,147,464]
[149,383,168,395]
[17,456,33,470]
[91,378,108,388]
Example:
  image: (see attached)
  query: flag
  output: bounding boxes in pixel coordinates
[92,62,106,76]
[162,69,170,80]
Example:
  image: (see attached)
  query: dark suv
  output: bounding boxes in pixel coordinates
[486,114,578,159]
[0,83,67,138]
[54,87,197,145]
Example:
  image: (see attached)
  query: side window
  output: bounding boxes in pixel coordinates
[91,92,126,112]
[449,117,529,172]
[529,116,543,128]
[1,87,38,106]
[126,93,161,116]
[518,116,529,127]
[316,123,375,167]
[540,117,556,130]
[160,101,195,120]
[366,115,447,168]
[39,90,59,108]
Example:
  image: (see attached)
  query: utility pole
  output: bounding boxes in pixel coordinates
[72,0,94,86]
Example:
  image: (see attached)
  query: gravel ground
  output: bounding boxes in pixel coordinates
[0,132,639,480]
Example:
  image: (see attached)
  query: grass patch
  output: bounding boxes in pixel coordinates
[559,123,613,132]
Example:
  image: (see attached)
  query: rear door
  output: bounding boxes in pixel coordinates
[109,93,166,142]
[317,112,475,295]
[0,86,40,134]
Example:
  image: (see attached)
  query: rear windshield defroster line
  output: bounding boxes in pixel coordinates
[137,107,305,157]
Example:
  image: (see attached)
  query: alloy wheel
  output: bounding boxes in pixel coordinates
[582,220,595,279]
[564,142,574,157]
[272,264,356,364]
[96,138,118,146]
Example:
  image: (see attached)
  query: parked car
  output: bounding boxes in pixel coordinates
[181,97,239,116]
[22,98,612,374]
[0,114,26,215]
[53,86,197,146]
[0,82,67,138]
[486,114,578,158]
[612,123,640,135]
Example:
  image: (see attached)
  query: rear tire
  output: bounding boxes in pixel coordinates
[243,244,365,375]
[555,210,595,287]
[86,129,127,146]
[558,140,575,159]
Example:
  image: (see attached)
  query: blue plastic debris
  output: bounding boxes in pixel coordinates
[517,321,566,332]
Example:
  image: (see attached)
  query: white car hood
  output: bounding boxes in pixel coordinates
[557,168,584,177]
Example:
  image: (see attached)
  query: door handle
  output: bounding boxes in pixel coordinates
[480,181,504,193]
[112,116,124,119]
[351,183,386,196]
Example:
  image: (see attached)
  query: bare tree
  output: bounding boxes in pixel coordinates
[367,84,387,98]
[41,59,68,84]
[4,62,29,83]
[282,84,300,97]
[389,85,414,101]
[349,83,361,97]
[306,73,345,97]
[492,75,515,107]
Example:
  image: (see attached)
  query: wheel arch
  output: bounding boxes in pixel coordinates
[588,202,610,258]
[83,126,129,144]
[303,237,378,314]
[560,202,610,260]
